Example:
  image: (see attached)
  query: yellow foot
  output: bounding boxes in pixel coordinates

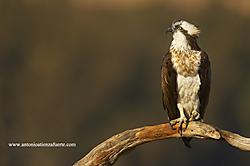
[169,117,188,134]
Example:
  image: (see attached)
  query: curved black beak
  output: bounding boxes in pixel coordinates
[166,26,174,34]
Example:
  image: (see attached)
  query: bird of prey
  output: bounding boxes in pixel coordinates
[161,20,211,148]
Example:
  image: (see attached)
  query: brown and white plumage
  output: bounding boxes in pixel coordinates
[161,20,211,148]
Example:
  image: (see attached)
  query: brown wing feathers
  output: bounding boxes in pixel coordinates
[198,51,211,119]
[161,52,179,120]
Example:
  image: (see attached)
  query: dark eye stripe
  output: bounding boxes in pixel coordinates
[175,25,181,29]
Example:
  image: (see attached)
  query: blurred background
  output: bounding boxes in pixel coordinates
[1,0,250,165]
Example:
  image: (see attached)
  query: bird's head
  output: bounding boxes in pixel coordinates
[166,20,200,37]
[166,20,201,50]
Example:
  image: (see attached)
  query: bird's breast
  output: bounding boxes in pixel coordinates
[170,49,202,115]
[171,49,201,76]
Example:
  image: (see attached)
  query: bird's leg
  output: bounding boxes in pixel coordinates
[169,104,188,134]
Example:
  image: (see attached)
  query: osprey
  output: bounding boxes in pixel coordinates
[161,20,211,147]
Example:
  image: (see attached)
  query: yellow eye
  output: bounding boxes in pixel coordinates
[178,27,182,30]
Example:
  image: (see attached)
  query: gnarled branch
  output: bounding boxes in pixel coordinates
[73,121,250,166]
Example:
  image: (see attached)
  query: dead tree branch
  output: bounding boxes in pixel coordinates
[73,121,250,166]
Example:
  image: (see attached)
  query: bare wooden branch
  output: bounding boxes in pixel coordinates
[73,121,250,166]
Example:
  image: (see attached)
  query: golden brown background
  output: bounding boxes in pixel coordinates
[1,0,250,165]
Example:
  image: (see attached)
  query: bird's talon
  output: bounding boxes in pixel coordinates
[169,123,176,130]
[190,111,200,121]
[184,121,188,129]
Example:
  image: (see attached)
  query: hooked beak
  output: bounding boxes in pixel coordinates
[166,26,174,34]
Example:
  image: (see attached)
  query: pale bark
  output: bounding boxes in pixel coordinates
[73,121,250,166]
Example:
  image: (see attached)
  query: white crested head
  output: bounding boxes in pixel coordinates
[172,20,200,36]
[167,20,201,51]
